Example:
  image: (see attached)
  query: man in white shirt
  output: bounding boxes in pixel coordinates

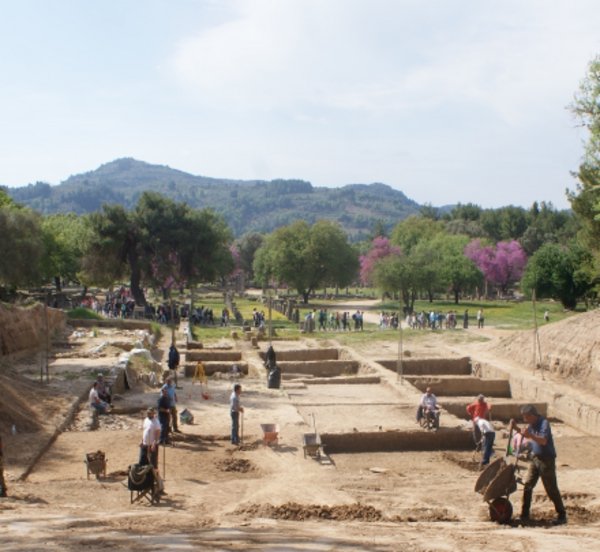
[416,387,440,429]
[140,408,161,468]
[474,416,495,466]
[89,382,109,414]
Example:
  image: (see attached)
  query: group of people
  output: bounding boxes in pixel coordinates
[303,309,365,332]
[418,388,566,525]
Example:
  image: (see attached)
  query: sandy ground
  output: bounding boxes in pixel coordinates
[1,312,600,552]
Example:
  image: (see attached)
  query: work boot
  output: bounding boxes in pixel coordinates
[514,514,530,525]
[552,513,567,526]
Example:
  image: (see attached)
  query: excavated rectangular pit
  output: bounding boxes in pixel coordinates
[442,399,548,421]
[321,429,474,453]
[377,357,471,376]
[278,360,359,377]
[406,376,511,397]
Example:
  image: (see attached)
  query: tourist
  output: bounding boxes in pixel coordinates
[477,308,484,328]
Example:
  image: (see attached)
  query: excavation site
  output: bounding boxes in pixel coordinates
[2,303,600,551]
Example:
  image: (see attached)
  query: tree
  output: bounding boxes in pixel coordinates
[433,234,482,303]
[0,205,44,290]
[521,242,595,309]
[82,204,143,302]
[235,232,265,284]
[410,238,445,302]
[82,192,232,305]
[372,253,419,313]
[40,213,89,291]
[254,220,358,303]
[480,206,529,242]
[465,239,528,295]
[359,236,402,286]
[569,55,600,254]
[390,215,445,255]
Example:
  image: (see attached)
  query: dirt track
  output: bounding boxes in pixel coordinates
[2,315,600,551]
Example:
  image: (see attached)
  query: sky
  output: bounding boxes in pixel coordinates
[1,0,599,210]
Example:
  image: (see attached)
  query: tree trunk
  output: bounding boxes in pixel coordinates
[128,251,146,306]
[54,276,61,292]
[454,289,460,304]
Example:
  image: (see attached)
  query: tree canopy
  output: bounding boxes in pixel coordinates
[253,220,358,303]
[81,192,232,304]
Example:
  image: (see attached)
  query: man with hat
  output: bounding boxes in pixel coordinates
[511,404,567,525]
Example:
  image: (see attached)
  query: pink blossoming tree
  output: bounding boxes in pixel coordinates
[359,236,403,286]
[464,239,528,294]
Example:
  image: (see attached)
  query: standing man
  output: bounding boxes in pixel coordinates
[157,387,171,445]
[474,417,495,467]
[140,408,161,468]
[161,377,180,433]
[168,343,180,385]
[511,404,567,525]
[230,383,244,445]
[463,309,469,329]
[466,394,491,448]
[477,308,484,328]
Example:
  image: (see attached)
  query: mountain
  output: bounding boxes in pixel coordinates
[7,158,421,239]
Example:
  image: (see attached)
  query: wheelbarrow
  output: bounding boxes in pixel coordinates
[302,413,322,459]
[474,428,522,524]
[302,433,321,459]
[260,423,280,446]
[85,450,107,480]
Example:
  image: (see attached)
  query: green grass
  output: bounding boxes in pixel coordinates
[377,299,578,330]
[66,307,102,320]
[186,292,583,345]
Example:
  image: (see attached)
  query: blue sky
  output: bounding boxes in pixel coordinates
[1,0,599,209]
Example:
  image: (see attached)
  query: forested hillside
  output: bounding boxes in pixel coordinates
[6,158,420,239]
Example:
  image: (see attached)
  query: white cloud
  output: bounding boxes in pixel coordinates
[170,0,600,123]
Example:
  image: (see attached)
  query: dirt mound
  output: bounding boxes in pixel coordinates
[236,501,384,521]
[0,371,45,434]
[0,303,65,356]
[216,458,255,473]
[492,310,600,392]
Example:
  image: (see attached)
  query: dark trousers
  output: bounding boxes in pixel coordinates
[231,411,240,444]
[170,406,178,431]
[481,432,495,465]
[139,444,158,469]
[159,414,170,444]
[521,456,565,517]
